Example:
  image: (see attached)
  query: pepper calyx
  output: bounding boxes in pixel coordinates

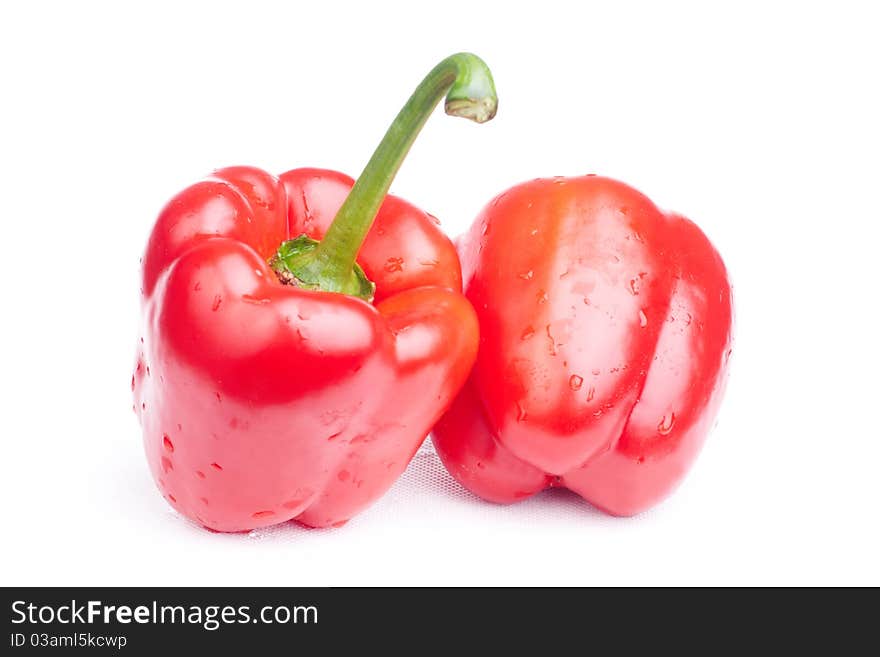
[270,235,376,302]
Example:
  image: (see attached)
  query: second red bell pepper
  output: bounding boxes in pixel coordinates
[433,175,733,515]
[133,54,496,531]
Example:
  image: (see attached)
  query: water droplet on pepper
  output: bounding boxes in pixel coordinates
[658,413,676,435]
[384,257,404,272]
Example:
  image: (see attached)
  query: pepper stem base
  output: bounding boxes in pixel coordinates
[270,235,376,302]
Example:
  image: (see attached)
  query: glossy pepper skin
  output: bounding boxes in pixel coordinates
[133,53,496,531]
[134,166,478,530]
[432,176,733,515]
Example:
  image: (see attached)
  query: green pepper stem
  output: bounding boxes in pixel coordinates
[271,53,497,300]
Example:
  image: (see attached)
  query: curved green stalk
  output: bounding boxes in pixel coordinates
[271,53,497,301]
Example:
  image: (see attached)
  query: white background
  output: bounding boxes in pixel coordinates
[2,0,878,586]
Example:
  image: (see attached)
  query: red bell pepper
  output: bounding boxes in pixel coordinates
[433,176,733,515]
[133,54,496,531]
